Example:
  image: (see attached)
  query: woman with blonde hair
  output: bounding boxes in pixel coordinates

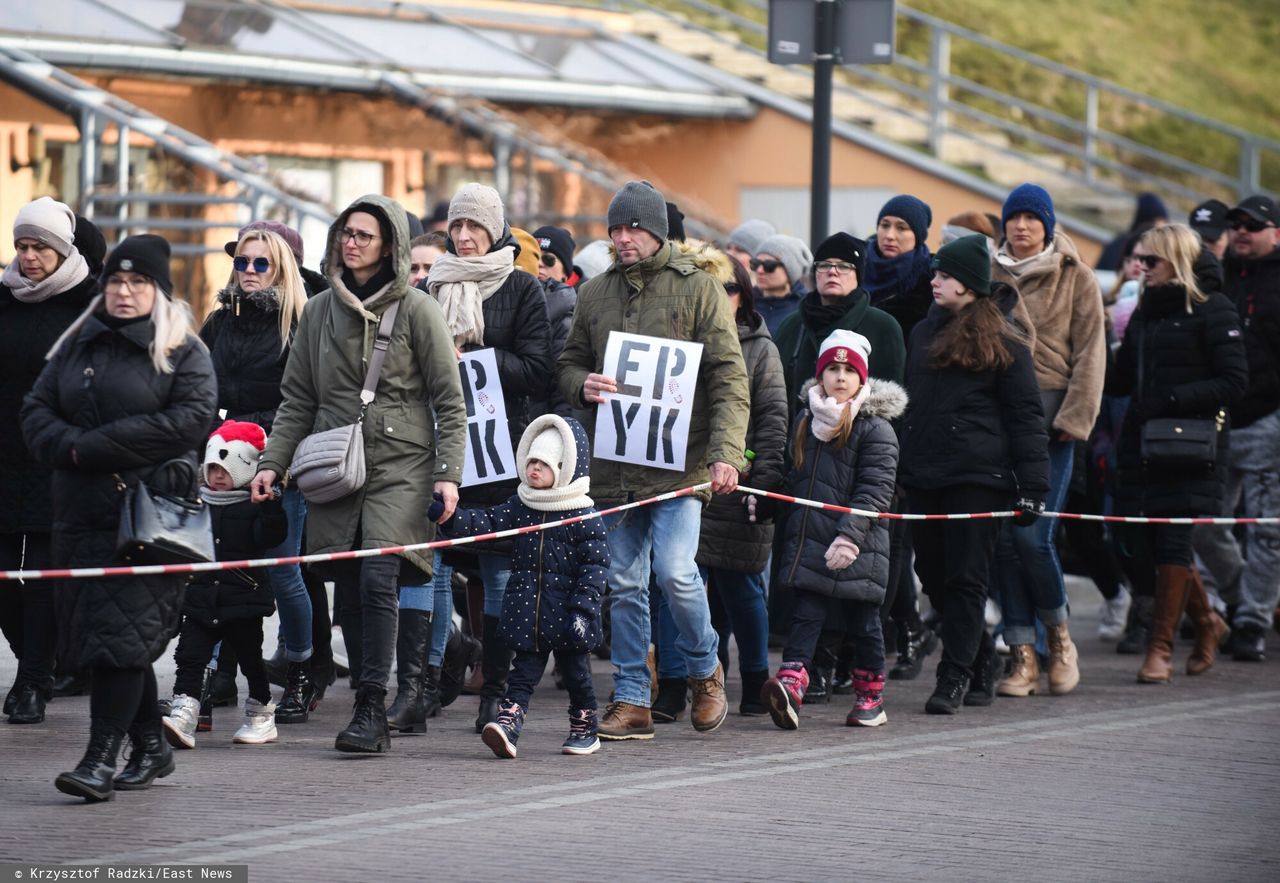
[1107,223,1248,683]
[22,234,217,800]
[201,225,316,724]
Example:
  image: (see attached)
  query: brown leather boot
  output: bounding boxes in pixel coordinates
[1138,565,1192,684]
[1046,623,1080,695]
[688,662,728,732]
[997,645,1040,696]
[597,701,654,741]
[1185,568,1229,676]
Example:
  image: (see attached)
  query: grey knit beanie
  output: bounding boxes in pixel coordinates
[728,219,776,255]
[13,196,76,258]
[448,183,505,245]
[607,180,668,242]
[755,233,813,285]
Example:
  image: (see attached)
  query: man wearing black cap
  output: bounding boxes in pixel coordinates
[558,180,750,740]
[1189,199,1230,260]
[1194,195,1280,661]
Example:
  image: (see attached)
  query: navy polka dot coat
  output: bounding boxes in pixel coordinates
[440,415,609,653]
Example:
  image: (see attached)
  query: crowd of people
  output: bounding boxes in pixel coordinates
[1,174,1277,802]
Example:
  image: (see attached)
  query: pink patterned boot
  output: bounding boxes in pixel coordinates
[761,663,809,731]
[846,668,887,727]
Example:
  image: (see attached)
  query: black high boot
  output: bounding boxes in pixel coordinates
[739,669,769,716]
[423,665,443,719]
[387,609,431,734]
[335,684,390,754]
[474,615,510,734]
[439,626,480,708]
[55,720,124,801]
[114,719,175,790]
[276,662,317,725]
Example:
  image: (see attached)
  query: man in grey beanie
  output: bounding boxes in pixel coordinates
[557,180,751,740]
[753,233,811,337]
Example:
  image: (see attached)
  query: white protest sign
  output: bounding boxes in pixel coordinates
[459,348,517,487]
[594,332,703,472]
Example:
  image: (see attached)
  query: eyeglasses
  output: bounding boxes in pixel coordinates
[751,259,782,273]
[233,255,271,274]
[104,275,153,293]
[539,253,559,268]
[340,228,380,247]
[1229,218,1274,233]
[814,260,857,275]
[724,282,743,296]
[1134,254,1162,269]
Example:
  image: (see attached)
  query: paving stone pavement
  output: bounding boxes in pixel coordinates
[1,576,1278,882]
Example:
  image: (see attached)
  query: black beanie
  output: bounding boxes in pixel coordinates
[931,234,991,296]
[666,201,686,242]
[102,234,173,296]
[533,225,576,272]
[813,231,868,281]
[73,214,107,275]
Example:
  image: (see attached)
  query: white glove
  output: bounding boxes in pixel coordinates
[824,536,859,571]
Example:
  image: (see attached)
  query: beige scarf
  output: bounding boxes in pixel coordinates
[425,247,516,347]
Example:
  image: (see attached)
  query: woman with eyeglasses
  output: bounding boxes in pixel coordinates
[750,234,810,337]
[22,234,218,799]
[1,199,104,726]
[200,226,323,724]
[862,195,937,345]
[250,196,467,754]
[424,183,551,734]
[1107,224,1247,683]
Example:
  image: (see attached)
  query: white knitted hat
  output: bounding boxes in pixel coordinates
[13,197,76,258]
[524,426,566,487]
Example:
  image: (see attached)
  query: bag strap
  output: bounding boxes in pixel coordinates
[359,301,401,414]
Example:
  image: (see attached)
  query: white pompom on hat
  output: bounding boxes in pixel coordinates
[203,420,268,489]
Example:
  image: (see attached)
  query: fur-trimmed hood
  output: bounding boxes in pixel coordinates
[604,238,734,283]
[799,376,908,421]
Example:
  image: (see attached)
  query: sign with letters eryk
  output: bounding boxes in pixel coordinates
[594,332,704,472]
[459,348,517,487]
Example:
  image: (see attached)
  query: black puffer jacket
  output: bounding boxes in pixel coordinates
[697,314,789,574]
[529,277,577,418]
[0,273,98,534]
[776,379,905,603]
[1222,248,1280,427]
[183,495,288,626]
[439,416,608,653]
[1108,283,1248,516]
[21,313,218,669]
[199,287,292,433]
[898,285,1050,498]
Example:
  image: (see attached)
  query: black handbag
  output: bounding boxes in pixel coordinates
[1135,323,1223,468]
[115,459,215,565]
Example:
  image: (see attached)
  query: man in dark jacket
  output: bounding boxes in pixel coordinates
[1193,195,1280,661]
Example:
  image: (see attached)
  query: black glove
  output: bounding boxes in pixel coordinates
[1012,497,1045,527]
[427,491,446,522]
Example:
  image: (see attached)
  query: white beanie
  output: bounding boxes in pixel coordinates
[203,420,268,490]
[13,197,77,258]
[448,183,505,246]
[525,426,566,488]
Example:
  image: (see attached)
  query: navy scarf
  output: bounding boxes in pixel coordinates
[862,240,933,306]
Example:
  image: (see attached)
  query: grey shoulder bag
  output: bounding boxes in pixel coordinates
[289,302,399,504]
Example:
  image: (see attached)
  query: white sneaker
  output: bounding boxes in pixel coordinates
[163,694,200,749]
[233,698,278,744]
[1098,587,1132,641]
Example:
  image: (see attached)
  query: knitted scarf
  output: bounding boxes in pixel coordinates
[200,487,252,506]
[807,381,871,441]
[995,240,1057,277]
[1,249,89,304]
[425,247,515,347]
[518,476,594,513]
[862,241,932,307]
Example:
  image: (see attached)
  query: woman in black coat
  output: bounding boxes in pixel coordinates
[424,183,551,730]
[21,235,218,801]
[0,199,101,725]
[1107,224,1248,684]
[898,235,1049,715]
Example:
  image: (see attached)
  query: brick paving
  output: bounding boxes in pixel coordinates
[2,576,1278,881]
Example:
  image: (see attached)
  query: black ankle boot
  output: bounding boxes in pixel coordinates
[1117,595,1153,655]
[890,621,939,681]
[925,663,968,716]
[335,685,390,753]
[50,670,91,698]
[422,665,442,719]
[806,647,836,704]
[309,651,336,703]
[8,683,47,724]
[208,669,237,708]
[3,682,18,717]
[114,719,175,790]
[263,644,288,689]
[964,632,1001,707]
[739,669,769,716]
[55,720,124,801]
[277,662,317,725]
[439,627,478,709]
[474,615,510,734]
[387,609,430,734]
[651,678,688,723]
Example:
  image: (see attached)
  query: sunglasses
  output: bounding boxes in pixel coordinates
[1229,218,1273,233]
[724,282,743,296]
[539,253,559,268]
[1134,254,1162,269]
[233,255,271,274]
[751,259,782,273]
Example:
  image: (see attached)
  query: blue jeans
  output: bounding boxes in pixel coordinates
[266,486,313,662]
[398,551,454,667]
[604,497,719,706]
[477,552,511,618]
[994,438,1073,645]
[656,566,770,678]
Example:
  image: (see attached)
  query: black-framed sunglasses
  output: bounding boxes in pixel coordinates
[1135,254,1162,269]
[724,282,743,296]
[1229,218,1273,233]
[539,253,559,268]
[233,255,271,274]
[751,259,782,273]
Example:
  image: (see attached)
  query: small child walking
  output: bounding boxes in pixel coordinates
[764,331,905,729]
[440,414,609,758]
[163,420,288,748]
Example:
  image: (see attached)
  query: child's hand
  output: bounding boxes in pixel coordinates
[824,536,859,571]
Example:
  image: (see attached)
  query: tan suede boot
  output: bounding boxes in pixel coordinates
[1184,568,1229,676]
[1046,622,1080,695]
[1138,565,1192,684]
[997,645,1040,696]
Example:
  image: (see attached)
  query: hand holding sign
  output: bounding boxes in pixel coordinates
[583,373,618,405]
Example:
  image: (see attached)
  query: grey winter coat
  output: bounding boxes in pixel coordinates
[776,379,906,604]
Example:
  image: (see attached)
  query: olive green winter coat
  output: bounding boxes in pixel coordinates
[259,194,467,578]
[557,241,750,505]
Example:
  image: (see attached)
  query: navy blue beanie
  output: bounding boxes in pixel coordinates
[1002,183,1056,243]
[878,194,933,245]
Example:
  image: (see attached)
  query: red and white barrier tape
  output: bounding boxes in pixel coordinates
[1,483,710,582]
